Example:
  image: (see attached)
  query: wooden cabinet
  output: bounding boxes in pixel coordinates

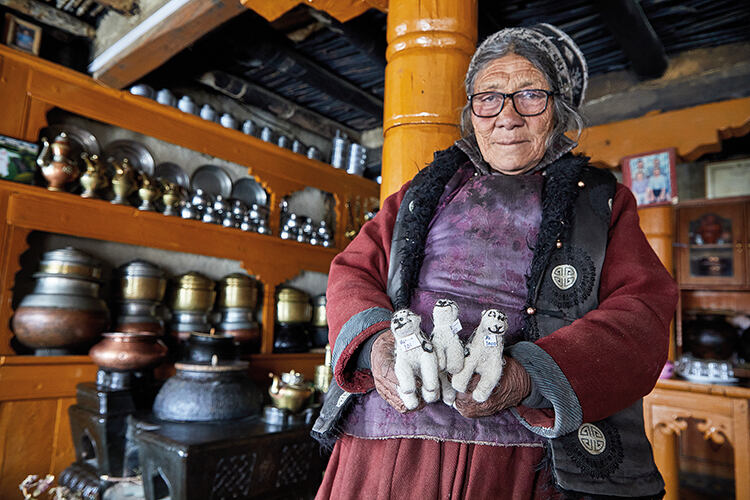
[676,197,750,290]
[0,46,378,496]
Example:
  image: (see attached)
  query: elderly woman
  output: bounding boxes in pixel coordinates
[313,24,677,499]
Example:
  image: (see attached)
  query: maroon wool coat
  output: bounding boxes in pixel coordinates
[326,180,677,426]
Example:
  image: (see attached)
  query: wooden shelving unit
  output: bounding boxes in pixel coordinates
[0,45,379,495]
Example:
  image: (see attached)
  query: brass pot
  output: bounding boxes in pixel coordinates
[312,294,327,327]
[171,272,215,311]
[217,273,258,309]
[117,259,167,301]
[89,331,168,371]
[276,287,311,324]
[39,247,102,280]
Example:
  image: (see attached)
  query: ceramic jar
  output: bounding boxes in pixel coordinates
[89,332,167,371]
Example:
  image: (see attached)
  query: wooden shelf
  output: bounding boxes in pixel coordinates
[0,44,352,497]
[2,181,337,276]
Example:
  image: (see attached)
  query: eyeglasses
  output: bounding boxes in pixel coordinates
[469,89,556,118]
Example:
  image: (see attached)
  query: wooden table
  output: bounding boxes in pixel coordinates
[643,379,750,500]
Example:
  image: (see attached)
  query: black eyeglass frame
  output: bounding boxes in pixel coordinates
[468,89,558,118]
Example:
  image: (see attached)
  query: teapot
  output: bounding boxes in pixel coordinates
[110,158,137,205]
[79,153,109,199]
[37,132,80,191]
[268,370,314,413]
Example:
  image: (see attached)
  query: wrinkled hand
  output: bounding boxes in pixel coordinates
[454,356,531,418]
[371,330,426,413]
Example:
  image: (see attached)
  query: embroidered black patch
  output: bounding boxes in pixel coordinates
[560,420,624,479]
[542,246,595,309]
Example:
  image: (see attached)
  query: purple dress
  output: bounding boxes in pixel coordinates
[342,166,545,446]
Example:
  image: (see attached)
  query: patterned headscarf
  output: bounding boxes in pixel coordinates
[468,23,589,108]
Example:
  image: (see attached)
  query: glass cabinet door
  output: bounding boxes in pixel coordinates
[677,203,746,288]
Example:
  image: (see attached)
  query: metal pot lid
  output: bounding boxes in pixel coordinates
[277,287,310,303]
[219,273,256,288]
[175,360,249,372]
[117,259,165,278]
[40,247,102,278]
[174,271,214,290]
[32,271,103,284]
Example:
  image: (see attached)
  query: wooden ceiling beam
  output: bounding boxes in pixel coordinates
[88,0,246,89]
[593,0,668,79]
[241,0,386,24]
[198,70,361,142]
[0,0,95,38]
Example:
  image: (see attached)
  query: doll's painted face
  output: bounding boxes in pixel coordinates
[471,54,555,175]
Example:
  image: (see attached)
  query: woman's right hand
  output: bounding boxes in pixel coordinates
[371,330,425,413]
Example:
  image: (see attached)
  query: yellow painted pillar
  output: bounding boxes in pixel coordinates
[639,205,676,360]
[381,0,478,202]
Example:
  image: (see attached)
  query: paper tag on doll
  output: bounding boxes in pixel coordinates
[397,334,422,352]
[484,334,499,347]
[450,318,462,334]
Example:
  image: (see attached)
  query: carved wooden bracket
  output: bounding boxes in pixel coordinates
[655,415,688,437]
[696,419,729,445]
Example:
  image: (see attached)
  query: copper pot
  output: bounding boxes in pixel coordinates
[13,305,108,351]
[276,287,311,324]
[89,331,168,371]
[217,273,258,309]
[171,272,215,311]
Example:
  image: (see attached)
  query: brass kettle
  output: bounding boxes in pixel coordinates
[268,370,313,413]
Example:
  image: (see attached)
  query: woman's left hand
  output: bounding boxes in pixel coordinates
[454,356,531,418]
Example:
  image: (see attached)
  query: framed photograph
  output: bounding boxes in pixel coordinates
[3,14,42,55]
[0,134,39,184]
[621,147,678,207]
[705,158,750,199]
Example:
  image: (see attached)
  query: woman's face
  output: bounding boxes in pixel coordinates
[471,54,554,175]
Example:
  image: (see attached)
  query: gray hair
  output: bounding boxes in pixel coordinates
[459,37,585,148]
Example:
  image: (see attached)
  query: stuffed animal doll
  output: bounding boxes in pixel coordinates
[450,309,507,403]
[430,299,465,404]
[391,308,440,409]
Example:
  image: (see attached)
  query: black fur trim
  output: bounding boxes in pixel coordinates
[522,154,589,340]
[393,146,468,309]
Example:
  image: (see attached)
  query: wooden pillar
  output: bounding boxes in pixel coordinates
[380,0,478,202]
[638,205,676,360]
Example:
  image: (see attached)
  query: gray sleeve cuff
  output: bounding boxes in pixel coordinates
[507,341,582,438]
[331,307,392,371]
[522,380,552,408]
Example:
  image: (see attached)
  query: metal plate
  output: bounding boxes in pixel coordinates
[191,165,232,198]
[231,177,267,207]
[154,162,190,189]
[40,124,101,156]
[103,140,155,175]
